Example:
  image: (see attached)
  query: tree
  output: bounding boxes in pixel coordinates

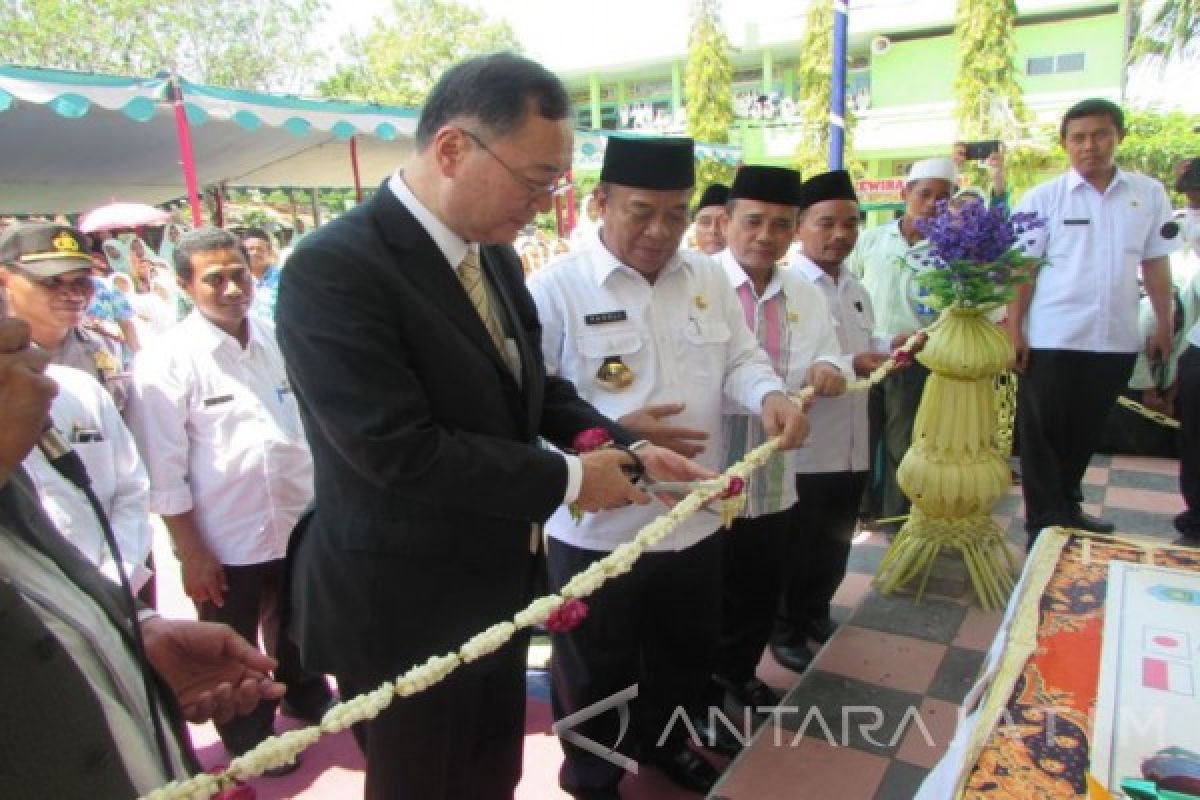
[792,0,863,179]
[1117,109,1200,203]
[1129,0,1199,70]
[316,0,521,107]
[953,0,1054,195]
[0,0,324,91]
[684,0,736,199]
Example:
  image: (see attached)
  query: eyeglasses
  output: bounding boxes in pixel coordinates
[14,267,95,296]
[460,129,570,198]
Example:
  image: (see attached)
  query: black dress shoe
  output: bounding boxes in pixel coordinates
[691,714,746,757]
[806,617,838,644]
[1068,509,1115,534]
[643,743,720,794]
[770,641,813,672]
[726,677,781,712]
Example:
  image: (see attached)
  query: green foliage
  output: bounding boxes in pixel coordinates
[685,0,734,145]
[1117,109,1200,204]
[953,0,1029,139]
[913,248,1038,310]
[792,0,863,179]
[316,0,522,107]
[694,159,736,202]
[1129,0,1199,69]
[573,173,601,205]
[953,0,1058,197]
[685,0,737,203]
[0,0,324,91]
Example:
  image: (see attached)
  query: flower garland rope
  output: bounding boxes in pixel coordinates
[141,333,928,800]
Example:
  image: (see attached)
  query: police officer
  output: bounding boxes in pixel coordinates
[0,223,130,412]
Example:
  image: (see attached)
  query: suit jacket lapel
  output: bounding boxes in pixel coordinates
[1,470,202,772]
[369,187,518,382]
[1,471,135,634]
[480,246,541,437]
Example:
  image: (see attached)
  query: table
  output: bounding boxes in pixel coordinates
[917,530,1200,799]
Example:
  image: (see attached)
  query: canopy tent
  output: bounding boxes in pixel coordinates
[0,65,420,215]
[0,65,744,229]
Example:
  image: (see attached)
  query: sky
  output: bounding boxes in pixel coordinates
[334,0,1198,111]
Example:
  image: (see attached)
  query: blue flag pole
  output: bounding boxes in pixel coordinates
[829,0,849,169]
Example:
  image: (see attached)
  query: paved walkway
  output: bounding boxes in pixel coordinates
[158,454,1190,799]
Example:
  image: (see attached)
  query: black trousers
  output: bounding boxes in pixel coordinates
[714,510,791,687]
[776,471,870,644]
[336,633,530,800]
[548,534,723,797]
[1017,348,1136,538]
[196,559,332,754]
[1176,345,1200,538]
[866,365,929,519]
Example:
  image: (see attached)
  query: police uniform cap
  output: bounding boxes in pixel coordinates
[0,222,94,276]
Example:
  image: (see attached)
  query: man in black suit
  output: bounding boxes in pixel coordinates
[275,53,711,800]
[0,314,286,798]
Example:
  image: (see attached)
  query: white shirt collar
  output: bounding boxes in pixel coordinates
[792,252,837,284]
[183,309,269,354]
[717,247,785,301]
[588,226,684,286]
[387,170,473,270]
[1065,165,1129,195]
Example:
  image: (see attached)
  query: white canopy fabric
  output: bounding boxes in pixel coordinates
[0,66,419,214]
[0,66,743,216]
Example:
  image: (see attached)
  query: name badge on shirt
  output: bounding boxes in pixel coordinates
[584,310,628,325]
[1063,218,1090,226]
[70,424,104,443]
[203,394,234,407]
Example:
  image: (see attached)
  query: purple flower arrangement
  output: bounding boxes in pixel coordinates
[911,199,1046,309]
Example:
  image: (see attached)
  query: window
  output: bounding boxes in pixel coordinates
[1026,52,1086,75]
[1026,56,1055,76]
[1056,52,1086,72]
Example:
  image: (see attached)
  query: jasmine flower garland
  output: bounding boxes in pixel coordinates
[140,334,930,800]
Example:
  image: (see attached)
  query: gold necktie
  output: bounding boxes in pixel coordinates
[458,247,506,352]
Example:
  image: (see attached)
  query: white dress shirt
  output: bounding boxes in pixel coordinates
[793,255,887,474]
[528,230,785,552]
[845,219,937,339]
[386,171,583,503]
[127,312,313,566]
[25,364,153,591]
[717,250,849,514]
[1015,167,1179,353]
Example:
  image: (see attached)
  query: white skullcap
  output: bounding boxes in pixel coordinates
[907,157,958,184]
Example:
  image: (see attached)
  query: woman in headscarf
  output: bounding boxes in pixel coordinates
[101,237,132,277]
[157,222,186,267]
